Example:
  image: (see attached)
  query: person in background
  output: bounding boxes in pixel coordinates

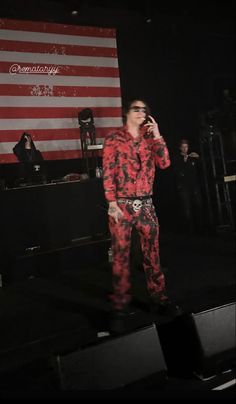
[13,132,44,163]
[13,133,44,184]
[173,138,203,235]
[102,98,182,329]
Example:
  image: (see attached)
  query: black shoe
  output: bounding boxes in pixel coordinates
[151,299,183,318]
[112,306,136,317]
[109,306,136,334]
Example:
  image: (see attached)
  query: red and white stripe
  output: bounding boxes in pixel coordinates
[0,18,122,163]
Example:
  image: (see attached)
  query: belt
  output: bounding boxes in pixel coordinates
[117,197,152,212]
[119,195,151,200]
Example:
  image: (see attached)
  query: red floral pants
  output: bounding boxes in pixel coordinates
[109,198,166,310]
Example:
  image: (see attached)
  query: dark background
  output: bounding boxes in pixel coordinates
[0,5,235,393]
[0,0,235,230]
[0,0,235,151]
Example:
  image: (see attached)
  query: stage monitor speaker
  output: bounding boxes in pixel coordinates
[190,302,236,377]
[55,323,167,390]
[158,302,236,378]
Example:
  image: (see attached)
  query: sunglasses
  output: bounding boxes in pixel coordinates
[129,106,147,113]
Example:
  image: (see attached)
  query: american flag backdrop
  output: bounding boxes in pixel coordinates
[0,18,122,163]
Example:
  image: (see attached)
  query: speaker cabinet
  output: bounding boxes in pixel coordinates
[158,302,236,378]
[189,302,236,377]
[56,324,166,390]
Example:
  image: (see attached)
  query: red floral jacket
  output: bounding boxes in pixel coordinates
[102,126,171,202]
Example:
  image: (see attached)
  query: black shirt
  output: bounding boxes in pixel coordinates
[173,154,200,191]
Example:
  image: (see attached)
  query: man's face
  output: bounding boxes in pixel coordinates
[127,101,147,126]
[180,143,189,155]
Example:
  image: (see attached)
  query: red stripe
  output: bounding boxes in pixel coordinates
[0,107,122,119]
[0,19,116,38]
[0,149,104,164]
[0,61,119,77]
[43,150,84,160]
[0,127,119,142]
[42,149,103,161]
[0,154,18,163]
[0,39,117,58]
[0,149,84,163]
[0,84,121,97]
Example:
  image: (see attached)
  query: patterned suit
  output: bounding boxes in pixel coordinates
[103,126,170,310]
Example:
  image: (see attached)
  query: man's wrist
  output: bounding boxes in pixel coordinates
[153,135,163,141]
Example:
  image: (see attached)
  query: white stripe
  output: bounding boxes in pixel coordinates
[212,379,236,390]
[0,96,122,107]
[39,139,82,152]
[0,117,122,130]
[0,137,105,154]
[0,29,117,48]
[0,73,120,87]
[0,51,118,68]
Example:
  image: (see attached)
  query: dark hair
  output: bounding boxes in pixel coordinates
[178,138,189,147]
[18,132,37,151]
[122,98,150,124]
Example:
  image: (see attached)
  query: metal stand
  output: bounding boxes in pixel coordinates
[199,112,235,232]
[78,108,102,176]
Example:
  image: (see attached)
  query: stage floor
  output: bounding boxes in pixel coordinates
[0,230,235,397]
